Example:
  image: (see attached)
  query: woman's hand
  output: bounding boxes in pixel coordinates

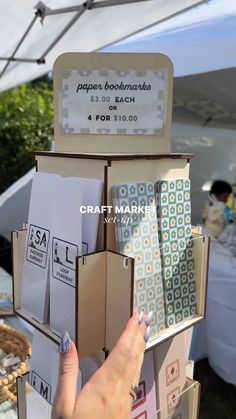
[52,311,151,419]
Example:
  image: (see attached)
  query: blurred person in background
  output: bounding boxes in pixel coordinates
[203,180,233,237]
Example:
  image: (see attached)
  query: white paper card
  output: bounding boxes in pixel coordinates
[21,173,58,323]
[49,176,83,340]
[30,330,59,405]
[26,383,52,419]
[30,331,82,408]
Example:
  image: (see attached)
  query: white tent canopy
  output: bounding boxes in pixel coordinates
[102,0,236,128]
[103,0,236,77]
[0,0,205,92]
[0,168,34,240]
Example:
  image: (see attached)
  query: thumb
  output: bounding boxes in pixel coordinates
[52,332,79,419]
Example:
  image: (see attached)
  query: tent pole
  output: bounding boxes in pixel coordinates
[38,0,94,62]
[91,0,152,9]
[35,0,152,15]
[0,57,44,64]
[0,15,37,80]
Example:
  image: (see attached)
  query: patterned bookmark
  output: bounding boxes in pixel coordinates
[112,182,165,339]
[156,179,197,327]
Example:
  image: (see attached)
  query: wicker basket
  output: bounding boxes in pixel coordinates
[0,323,31,404]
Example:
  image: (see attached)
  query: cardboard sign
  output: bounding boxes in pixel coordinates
[61,69,167,136]
[53,53,173,153]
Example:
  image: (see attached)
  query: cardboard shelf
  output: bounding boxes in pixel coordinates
[16,373,200,419]
[34,152,192,251]
[156,377,201,419]
[12,227,209,357]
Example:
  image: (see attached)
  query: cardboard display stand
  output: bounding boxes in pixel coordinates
[12,227,209,355]
[13,52,209,417]
[16,373,201,419]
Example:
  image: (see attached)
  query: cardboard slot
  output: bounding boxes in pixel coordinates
[16,373,200,419]
[106,157,190,250]
[12,227,209,354]
[17,373,52,419]
[151,378,200,419]
[144,233,210,350]
[35,152,192,252]
[106,251,134,349]
[12,228,134,357]
[187,378,201,419]
[16,374,29,419]
[11,229,61,345]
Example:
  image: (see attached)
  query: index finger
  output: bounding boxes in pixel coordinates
[100,311,147,386]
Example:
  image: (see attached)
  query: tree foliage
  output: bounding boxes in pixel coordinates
[0,78,53,193]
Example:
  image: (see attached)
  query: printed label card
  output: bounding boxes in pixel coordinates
[21,173,60,323]
[156,179,197,327]
[112,182,165,343]
[30,331,82,407]
[49,176,83,340]
[153,334,188,419]
[61,69,168,136]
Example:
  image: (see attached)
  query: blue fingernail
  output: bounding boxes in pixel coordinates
[144,326,151,342]
[60,331,71,353]
[138,311,144,325]
[145,311,153,326]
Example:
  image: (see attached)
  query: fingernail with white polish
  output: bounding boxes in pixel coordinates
[138,311,144,325]
[60,331,71,353]
[145,311,153,326]
[144,326,151,342]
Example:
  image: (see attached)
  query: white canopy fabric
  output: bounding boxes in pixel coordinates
[0,168,34,241]
[102,0,236,128]
[104,0,236,77]
[0,0,205,92]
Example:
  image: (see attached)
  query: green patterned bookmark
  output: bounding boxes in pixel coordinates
[156,179,197,327]
[112,182,165,339]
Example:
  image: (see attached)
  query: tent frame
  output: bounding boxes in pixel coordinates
[0,0,154,79]
[0,0,207,81]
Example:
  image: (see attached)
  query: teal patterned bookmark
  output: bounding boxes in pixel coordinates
[156,179,197,327]
[112,182,165,339]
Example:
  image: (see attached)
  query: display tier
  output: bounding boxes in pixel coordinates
[35,152,193,250]
[12,226,209,357]
[16,373,200,419]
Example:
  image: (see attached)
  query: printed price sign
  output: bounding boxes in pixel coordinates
[61,69,168,135]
